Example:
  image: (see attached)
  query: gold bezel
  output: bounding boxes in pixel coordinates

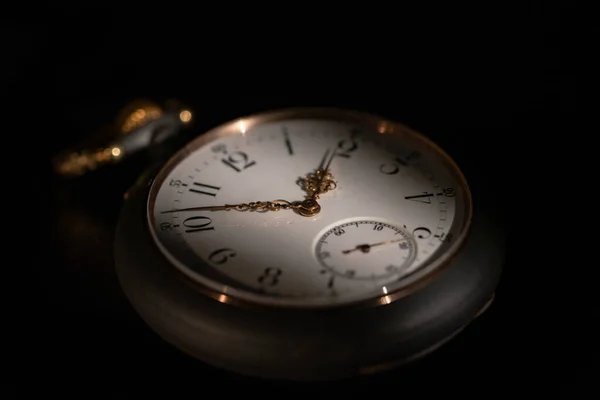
[146,107,473,310]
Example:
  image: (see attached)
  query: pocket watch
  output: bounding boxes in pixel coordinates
[114,107,504,381]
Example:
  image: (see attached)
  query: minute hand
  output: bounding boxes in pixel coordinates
[165,150,338,216]
[161,199,300,214]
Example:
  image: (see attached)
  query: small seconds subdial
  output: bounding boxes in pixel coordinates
[316,220,417,281]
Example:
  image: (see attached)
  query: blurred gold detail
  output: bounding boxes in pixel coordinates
[118,100,163,133]
[179,110,192,123]
[378,120,400,134]
[54,145,126,177]
[217,294,228,303]
[53,98,192,177]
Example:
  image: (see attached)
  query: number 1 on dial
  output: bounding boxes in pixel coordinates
[189,182,221,196]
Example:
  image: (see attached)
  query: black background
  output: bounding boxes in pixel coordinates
[11,3,587,396]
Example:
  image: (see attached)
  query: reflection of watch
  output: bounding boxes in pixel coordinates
[52,99,193,177]
[114,107,504,380]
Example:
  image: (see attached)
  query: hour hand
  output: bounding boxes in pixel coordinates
[162,199,299,213]
[297,148,337,200]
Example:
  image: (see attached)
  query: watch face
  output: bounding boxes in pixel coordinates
[147,108,471,308]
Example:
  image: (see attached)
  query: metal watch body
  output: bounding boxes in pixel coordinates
[114,108,504,380]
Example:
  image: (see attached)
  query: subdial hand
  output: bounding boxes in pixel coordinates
[341,238,409,254]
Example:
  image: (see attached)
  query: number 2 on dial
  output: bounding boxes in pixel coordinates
[222,151,256,172]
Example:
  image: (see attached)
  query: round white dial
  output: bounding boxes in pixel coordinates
[148,111,470,308]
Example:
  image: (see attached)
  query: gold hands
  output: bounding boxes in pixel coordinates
[161,199,301,214]
[162,198,323,216]
[296,148,338,217]
[341,238,408,254]
[163,149,338,217]
[299,148,337,199]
